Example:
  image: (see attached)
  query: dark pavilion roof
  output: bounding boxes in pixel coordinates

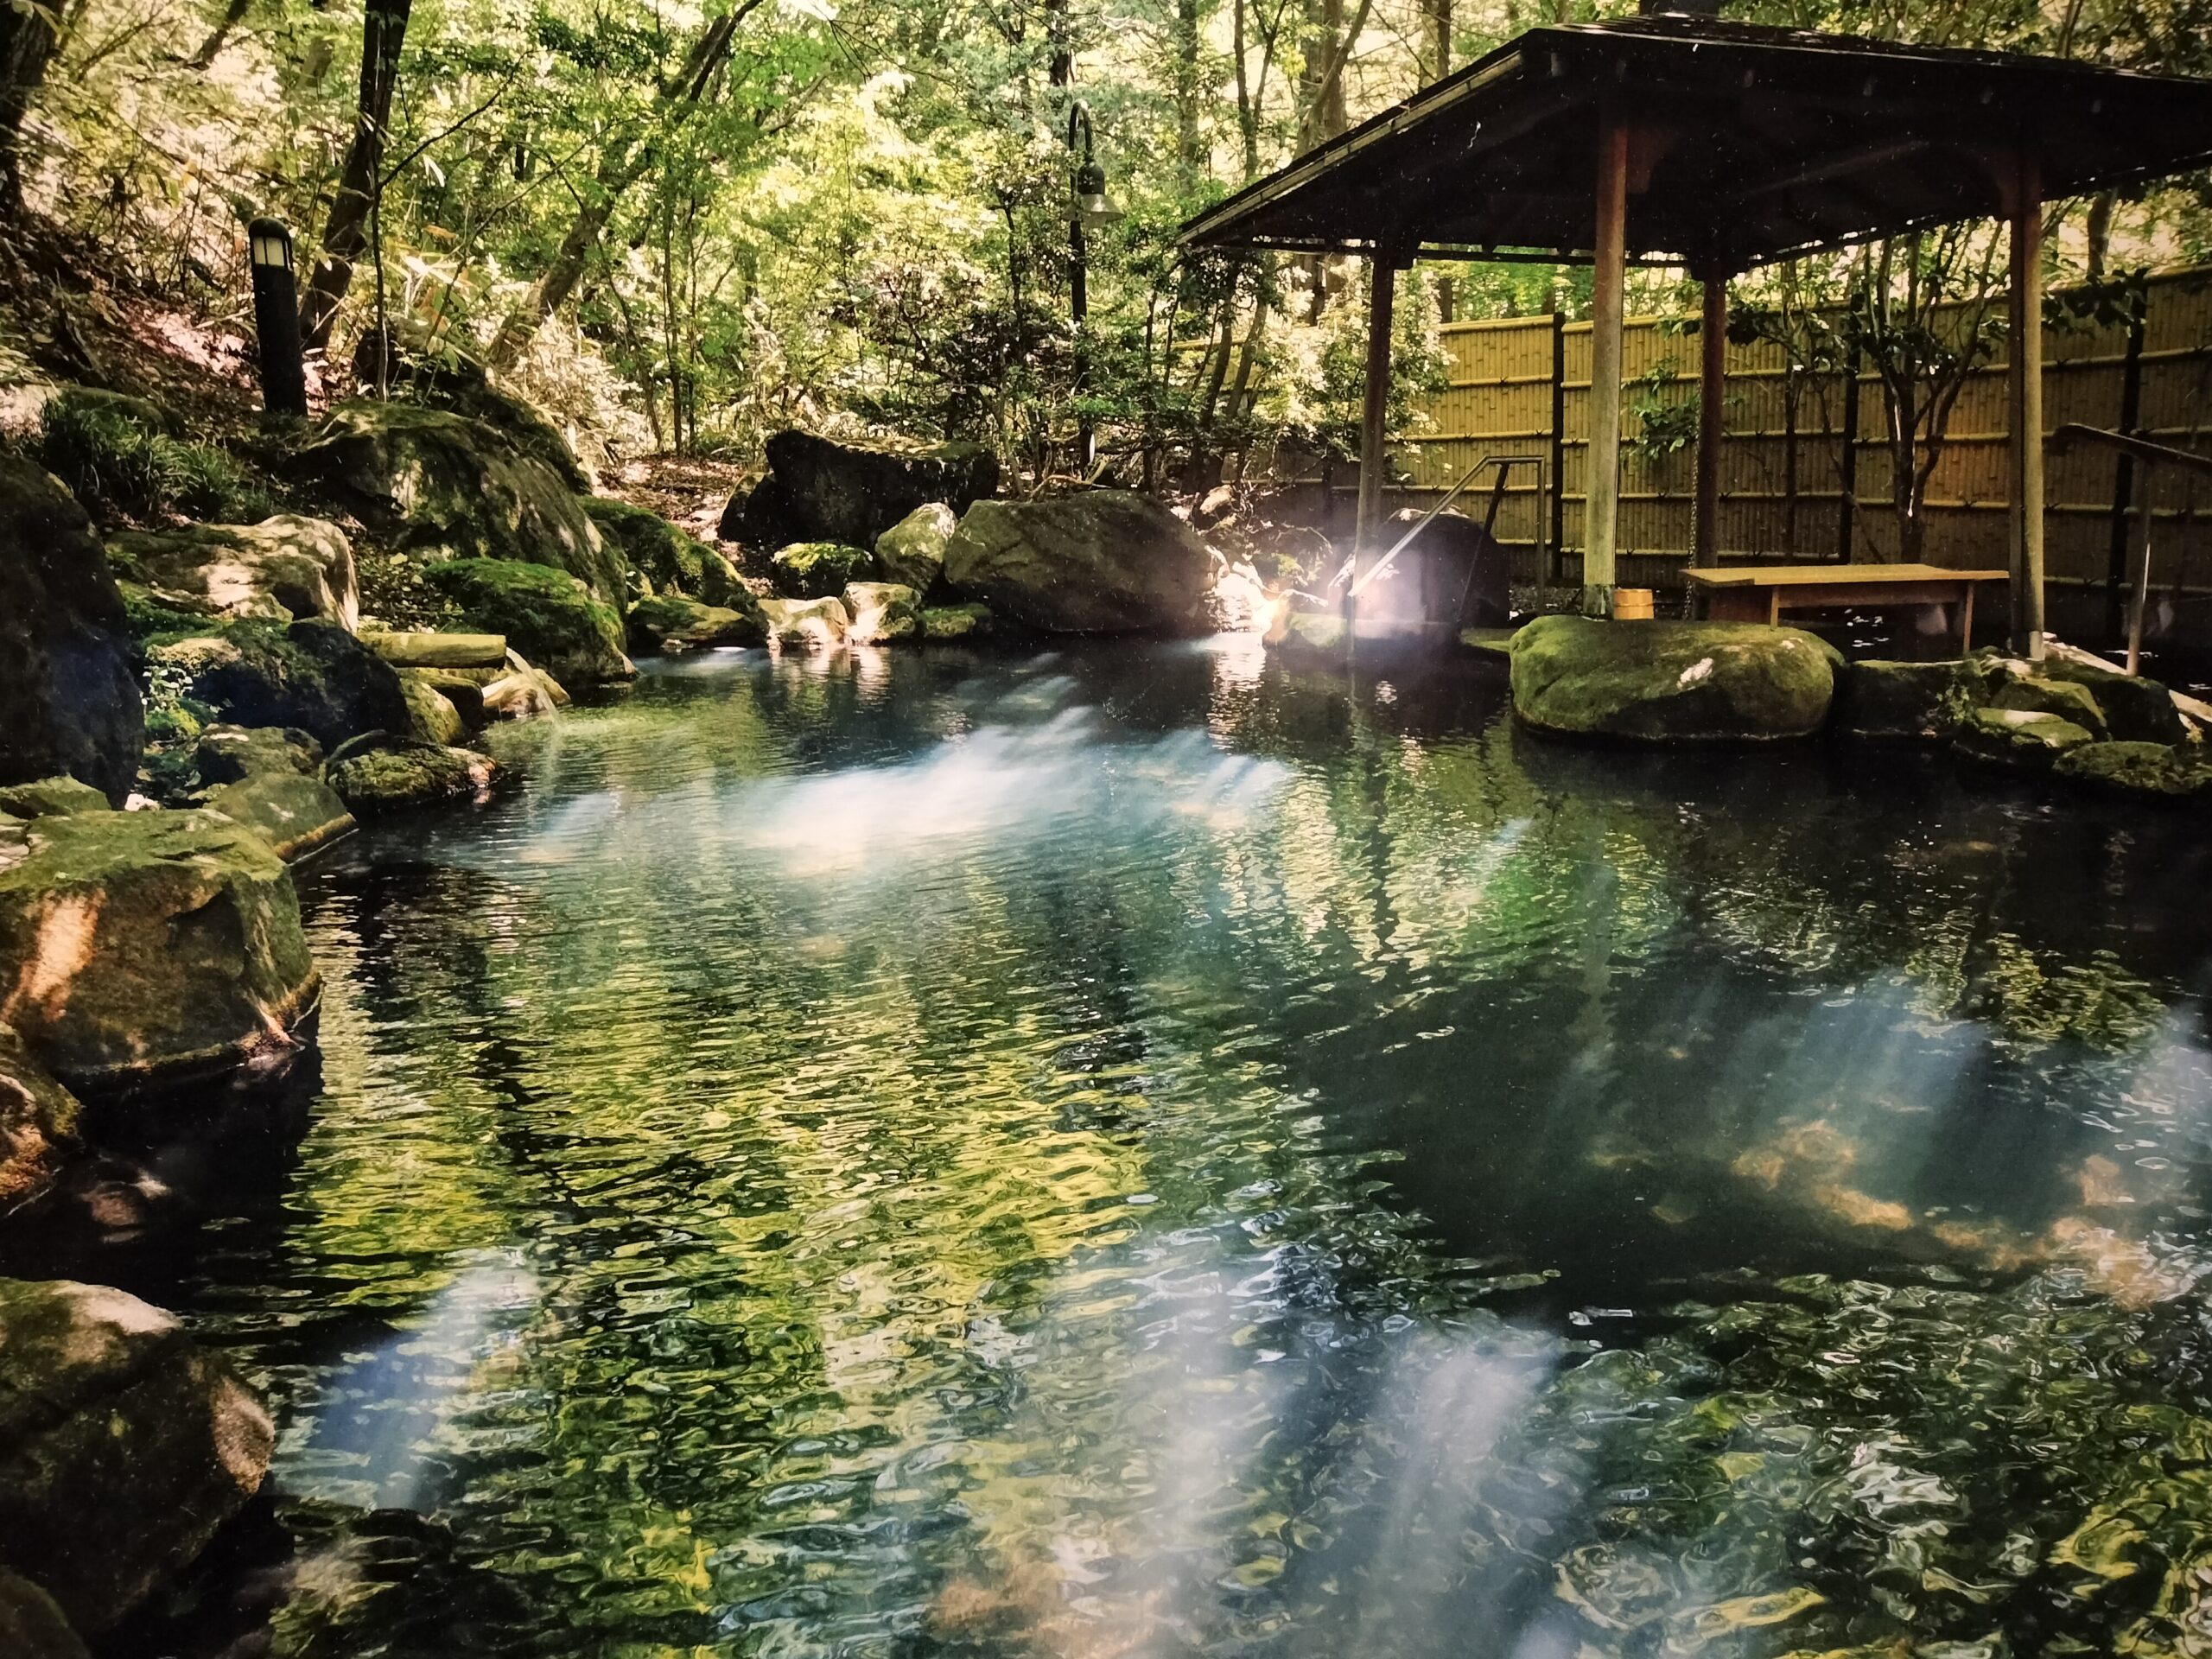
[1177,16,2212,270]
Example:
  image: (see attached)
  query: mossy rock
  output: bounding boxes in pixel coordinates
[201,771,356,861]
[1953,705,2097,771]
[771,541,874,600]
[289,401,625,602]
[325,741,497,816]
[0,454,143,805]
[421,558,632,685]
[874,502,957,594]
[194,724,321,785]
[760,595,849,648]
[0,808,319,1095]
[404,669,486,732]
[1272,613,1350,659]
[397,673,466,745]
[2028,658,2191,746]
[920,601,995,641]
[0,1568,86,1659]
[626,592,766,654]
[723,430,998,549]
[364,630,508,670]
[0,1024,79,1211]
[1990,673,2109,740]
[585,498,743,604]
[2053,741,2212,800]
[844,581,921,643]
[348,324,589,491]
[942,493,1215,635]
[149,619,408,749]
[0,778,110,819]
[1508,616,1840,742]
[1835,659,1977,740]
[105,516,357,631]
[0,1276,273,1635]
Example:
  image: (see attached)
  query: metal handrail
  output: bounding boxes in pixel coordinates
[2050,423,2212,675]
[1328,454,1547,601]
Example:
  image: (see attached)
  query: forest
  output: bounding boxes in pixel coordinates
[1,0,2209,496]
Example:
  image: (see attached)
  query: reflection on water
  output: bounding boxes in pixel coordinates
[52,641,2212,1656]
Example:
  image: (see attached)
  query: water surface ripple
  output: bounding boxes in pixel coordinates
[73,642,2212,1656]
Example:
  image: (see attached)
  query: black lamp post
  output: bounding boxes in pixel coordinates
[1065,101,1122,474]
[248,218,308,419]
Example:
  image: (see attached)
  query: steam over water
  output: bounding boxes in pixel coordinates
[58,640,2212,1656]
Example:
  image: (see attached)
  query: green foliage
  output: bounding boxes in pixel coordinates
[137,656,214,803]
[1625,361,1700,465]
[770,541,874,600]
[38,397,270,524]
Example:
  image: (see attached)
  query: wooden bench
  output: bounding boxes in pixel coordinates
[1683,563,2009,652]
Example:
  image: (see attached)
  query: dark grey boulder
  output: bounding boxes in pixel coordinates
[721,430,998,550]
[0,456,143,805]
[942,492,1214,635]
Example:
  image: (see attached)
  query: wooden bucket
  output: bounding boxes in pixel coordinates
[1613,588,1655,621]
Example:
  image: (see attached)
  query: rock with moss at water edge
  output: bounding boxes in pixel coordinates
[1509,616,1840,742]
[771,540,874,601]
[0,807,320,1096]
[1834,658,1979,740]
[874,503,957,594]
[586,496,744,605]
[0,1276,273,1637]
[194,724,321,785]
[844,582,921,643]
[1952,705,2098,770]
[1989,673,2110,740]
[920,602,995,641]
[760,595,849,649]
[625,592,768,654]
[2053,741,2212,800]
[0,778,111,819]
[148,620,409,750]
[201,772,356,861]
[325,741,497,816]
[420,558,632,686]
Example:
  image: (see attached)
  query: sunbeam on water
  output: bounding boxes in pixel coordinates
[45,640,2212,1659]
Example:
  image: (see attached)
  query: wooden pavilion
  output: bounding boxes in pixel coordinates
[1178,10,2212,654]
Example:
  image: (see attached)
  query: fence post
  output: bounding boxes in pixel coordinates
[2106,308,2146,641]
[1835,334,1861,565]
[1549,306,1567,584]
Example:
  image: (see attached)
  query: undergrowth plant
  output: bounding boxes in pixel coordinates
[38,398,270,524]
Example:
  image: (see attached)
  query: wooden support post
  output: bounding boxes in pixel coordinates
[1585,113,1630,618]
[2005,147,2046,659]
[1354,250,1399,571]
[2126,462,2156,676]
[1548,303,1567,582]
[1694,263,1727,564]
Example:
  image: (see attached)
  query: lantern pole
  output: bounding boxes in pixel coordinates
[248,218,308,419]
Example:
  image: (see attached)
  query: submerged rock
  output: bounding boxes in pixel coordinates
[105,516,359,632]
[771,540,874,601]
[874,502,957,594]
[202,772,357,861]
[1835,659,1975,740]
[0,778,110,819]
[0,1276,273,1636]
[920,601,995,641]
[843,581,921,643]
[0,808,320,1095]
[760,595,849,649]
[0,1023,79,1209]
[723,430,998,550]
[422,558,632,685]
[585,497,744,604]
[1953,705,2097,770]
[290,401,625,603]
[2054,741,2212,800]
[1509,616,1840,741]
[150,620,409,750]
[0,454,144,805]
[942,492,1215,635]
[325,741,497,816]
[626,592,767,654]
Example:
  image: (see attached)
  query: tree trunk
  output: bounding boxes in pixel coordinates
[298,0,411,350]
[0,0,60,216]
[1424,0,1449,84]
[1173,0,1201,183]
[189,0,252,68]
[485,10,740,368]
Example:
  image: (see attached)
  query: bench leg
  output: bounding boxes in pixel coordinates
[1960,586,1975,656]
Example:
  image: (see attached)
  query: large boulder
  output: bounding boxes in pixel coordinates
[194,723,321,785]
[1363,506,1510,629]
[1508,616,1840,741]
[0,808,320,1095]
[105,516,359,632]
[202,772,356,861]
[0,1276,273,1635]
[0,455,143,805]
[397,672,466,745]
[421,558,632,685]
[289,402,626,604]
[1952,705,2097,771]
[942,493,1215,635]
[1835,659,1975,740]
[1513,619,1840,739]
[844,582,921,643]
[760,595,849,650]
[771,540,874,600]
[585,497,744,604]
[626,593,766,654]
[1989,673,2109,740]
[0,1570,86,1659]
[2030,658,2191,746]
[149,620,410,750]
[326,741,498,816]
[2053,741,2212,800]
[347,324,589,490]
[721,430,999,550]
[0,1023,79,1210]
[0,778,110,819]
[874,502,957,594]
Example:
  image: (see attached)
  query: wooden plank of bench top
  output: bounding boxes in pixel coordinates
[1682,563,2009,588]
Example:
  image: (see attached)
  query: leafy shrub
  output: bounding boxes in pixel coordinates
[39,395,271,523]
[137,656,215,803]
